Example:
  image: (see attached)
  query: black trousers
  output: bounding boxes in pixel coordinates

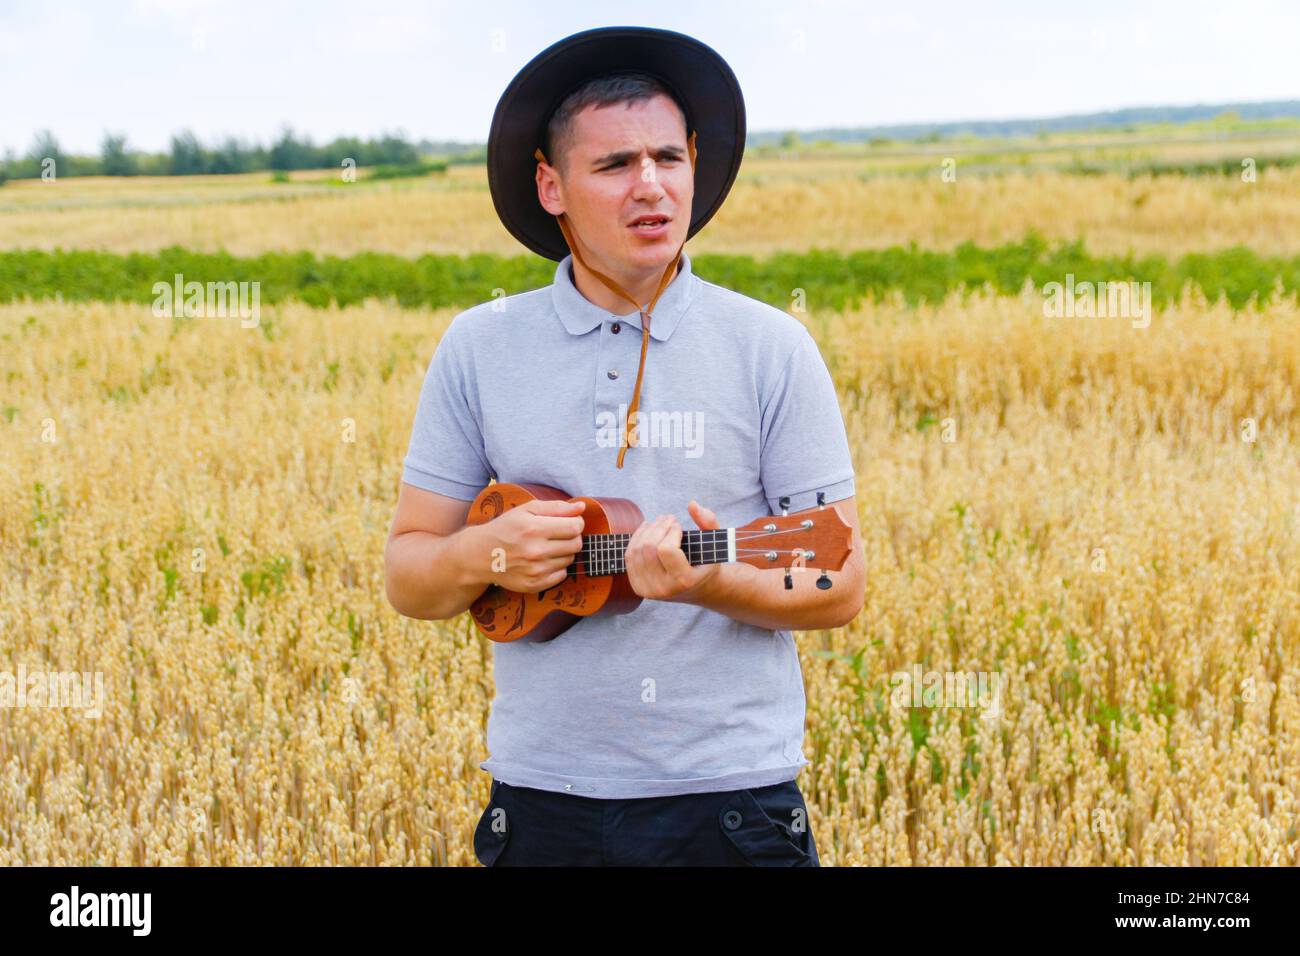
[472,777,820,866]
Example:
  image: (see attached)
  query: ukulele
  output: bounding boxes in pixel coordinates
[467,482,852,643]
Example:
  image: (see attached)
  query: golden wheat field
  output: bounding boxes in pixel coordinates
[5,159,1300,257]
[2,284,1297,865]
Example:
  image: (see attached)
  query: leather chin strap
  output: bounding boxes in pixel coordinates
[534,129,698,468]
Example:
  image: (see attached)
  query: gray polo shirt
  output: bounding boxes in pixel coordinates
[402,250,856,798]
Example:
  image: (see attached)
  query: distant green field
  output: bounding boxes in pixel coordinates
[3,238,1298,313]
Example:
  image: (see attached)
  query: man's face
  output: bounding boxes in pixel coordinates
[537,93,694,278]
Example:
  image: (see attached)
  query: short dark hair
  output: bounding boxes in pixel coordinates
[542,71,689,174]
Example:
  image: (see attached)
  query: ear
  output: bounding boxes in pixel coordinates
[536,159,565,216]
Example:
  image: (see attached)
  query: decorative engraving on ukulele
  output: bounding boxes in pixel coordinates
[478,490,505,519]
[474,584,526,635]
[539,581,587,608]
[465,483,852,644]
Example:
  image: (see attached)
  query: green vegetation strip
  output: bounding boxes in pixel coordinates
[2,236,1298,311]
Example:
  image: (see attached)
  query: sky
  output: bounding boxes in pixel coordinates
[2,0,1299,155]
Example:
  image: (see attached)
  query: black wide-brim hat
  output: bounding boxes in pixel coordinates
[488,26,746,262]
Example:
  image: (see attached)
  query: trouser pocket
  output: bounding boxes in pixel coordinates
[717,781,818,867]
[472,779,512,866]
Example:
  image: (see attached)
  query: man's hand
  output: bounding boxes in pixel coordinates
[624,500,723,603]
[474,498,586,594]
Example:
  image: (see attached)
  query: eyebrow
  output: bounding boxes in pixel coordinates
[591,145,686,168]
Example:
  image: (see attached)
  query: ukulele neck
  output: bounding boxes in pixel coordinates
[577,530,735,577]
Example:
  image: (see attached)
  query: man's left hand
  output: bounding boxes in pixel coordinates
[624,500,723,603]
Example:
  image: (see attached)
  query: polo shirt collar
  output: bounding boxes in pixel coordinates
[552,250,697,341]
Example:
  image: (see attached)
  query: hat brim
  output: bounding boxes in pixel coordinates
[488,26,746,262]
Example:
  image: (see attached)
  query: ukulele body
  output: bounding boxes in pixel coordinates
[467,482,645,643]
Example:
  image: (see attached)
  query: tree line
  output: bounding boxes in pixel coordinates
[0,128,484,182]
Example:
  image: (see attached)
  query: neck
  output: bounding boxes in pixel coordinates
[568,528,735,577]
[570,256,680,315]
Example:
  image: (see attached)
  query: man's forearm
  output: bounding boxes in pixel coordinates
[671,560,861,630]
[385,524,489,621]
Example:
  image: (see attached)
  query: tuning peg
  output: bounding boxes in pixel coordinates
[784,570,793,590]
[816,491,825,509]
[778,495,790,516]
[816,570,832,590]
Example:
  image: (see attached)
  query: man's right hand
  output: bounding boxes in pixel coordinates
[474,499,586,594]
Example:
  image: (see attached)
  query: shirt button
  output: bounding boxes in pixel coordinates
[607,369,619,380]
[611,322,621,334]
[722,810,743,830]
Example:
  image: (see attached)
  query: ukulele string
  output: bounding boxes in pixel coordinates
[563,551,809,564]
[577,526,813,543]
[734,527,818,540]
[561,527,819,578]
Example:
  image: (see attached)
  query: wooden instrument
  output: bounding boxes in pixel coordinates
[467,482,852,643]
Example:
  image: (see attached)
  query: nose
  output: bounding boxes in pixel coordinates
[630,157,668,200]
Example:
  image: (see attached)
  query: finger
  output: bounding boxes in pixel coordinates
[625,521,654,588]
[521,499,585,539]
[689,500,718,530]
[640,516,672,544]
[541,555,575,575]
[656,517,688,570]
[536,516,587,539]
[526,499,585,516]
[625,520,649,563]
[636,518,674,578]
[533,566,568,589]
[543,537,584,557]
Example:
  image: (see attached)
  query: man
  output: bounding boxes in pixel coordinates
[385,26,864,866]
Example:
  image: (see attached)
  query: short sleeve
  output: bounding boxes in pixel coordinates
[759,329,856,514]
[401,321,494,500]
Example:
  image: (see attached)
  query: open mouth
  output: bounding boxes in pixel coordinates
[629,216,671,231]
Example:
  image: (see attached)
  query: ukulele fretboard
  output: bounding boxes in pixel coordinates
[569,529,736,576]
